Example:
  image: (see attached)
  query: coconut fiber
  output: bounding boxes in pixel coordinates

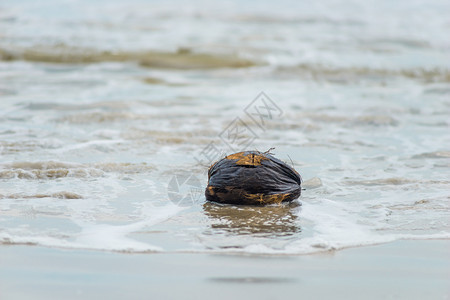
[205,151,302,205]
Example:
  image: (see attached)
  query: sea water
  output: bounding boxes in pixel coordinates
[0,0,449,254]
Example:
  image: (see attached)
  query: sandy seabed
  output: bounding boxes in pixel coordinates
[0,240,448,300]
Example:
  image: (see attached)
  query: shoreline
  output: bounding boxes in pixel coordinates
[1,234,449,256]
[1,239,448,299]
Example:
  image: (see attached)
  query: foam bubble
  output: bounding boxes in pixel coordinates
[0,204,185,253]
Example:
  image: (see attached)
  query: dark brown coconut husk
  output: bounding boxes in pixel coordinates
[205,151,302,205]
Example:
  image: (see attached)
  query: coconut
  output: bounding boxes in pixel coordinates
[205,151,302,205]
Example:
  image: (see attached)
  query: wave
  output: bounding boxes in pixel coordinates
[231,14,365,27]
[56,112,149,124]
[0,204,184,253]
[1,194,448,255]
[24,100,133,112]
[0,46,261,69]
[344,177,450,186]
[412,151,450,159]
[1,230,448,255]
[0,161,156,179]
[0,191,83,199]
[254,113,399,131]
[276,64,450,83]
[199,233,450,255]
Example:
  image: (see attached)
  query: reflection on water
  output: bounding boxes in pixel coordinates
[208,277,296,284]
[203,202,301,238]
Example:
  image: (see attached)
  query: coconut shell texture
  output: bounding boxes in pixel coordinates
[205,151,302,205]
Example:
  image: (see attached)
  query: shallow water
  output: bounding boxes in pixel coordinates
[0,0,449,254]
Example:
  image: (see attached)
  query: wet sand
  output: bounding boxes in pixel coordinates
[1,240,448,300]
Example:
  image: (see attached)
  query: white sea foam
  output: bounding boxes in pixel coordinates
[50,139,126,154]
[0,204,185,252]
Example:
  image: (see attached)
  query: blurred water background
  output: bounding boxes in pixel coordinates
[0,0,449,254]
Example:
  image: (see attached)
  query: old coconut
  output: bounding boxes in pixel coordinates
[205,151,302,205]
